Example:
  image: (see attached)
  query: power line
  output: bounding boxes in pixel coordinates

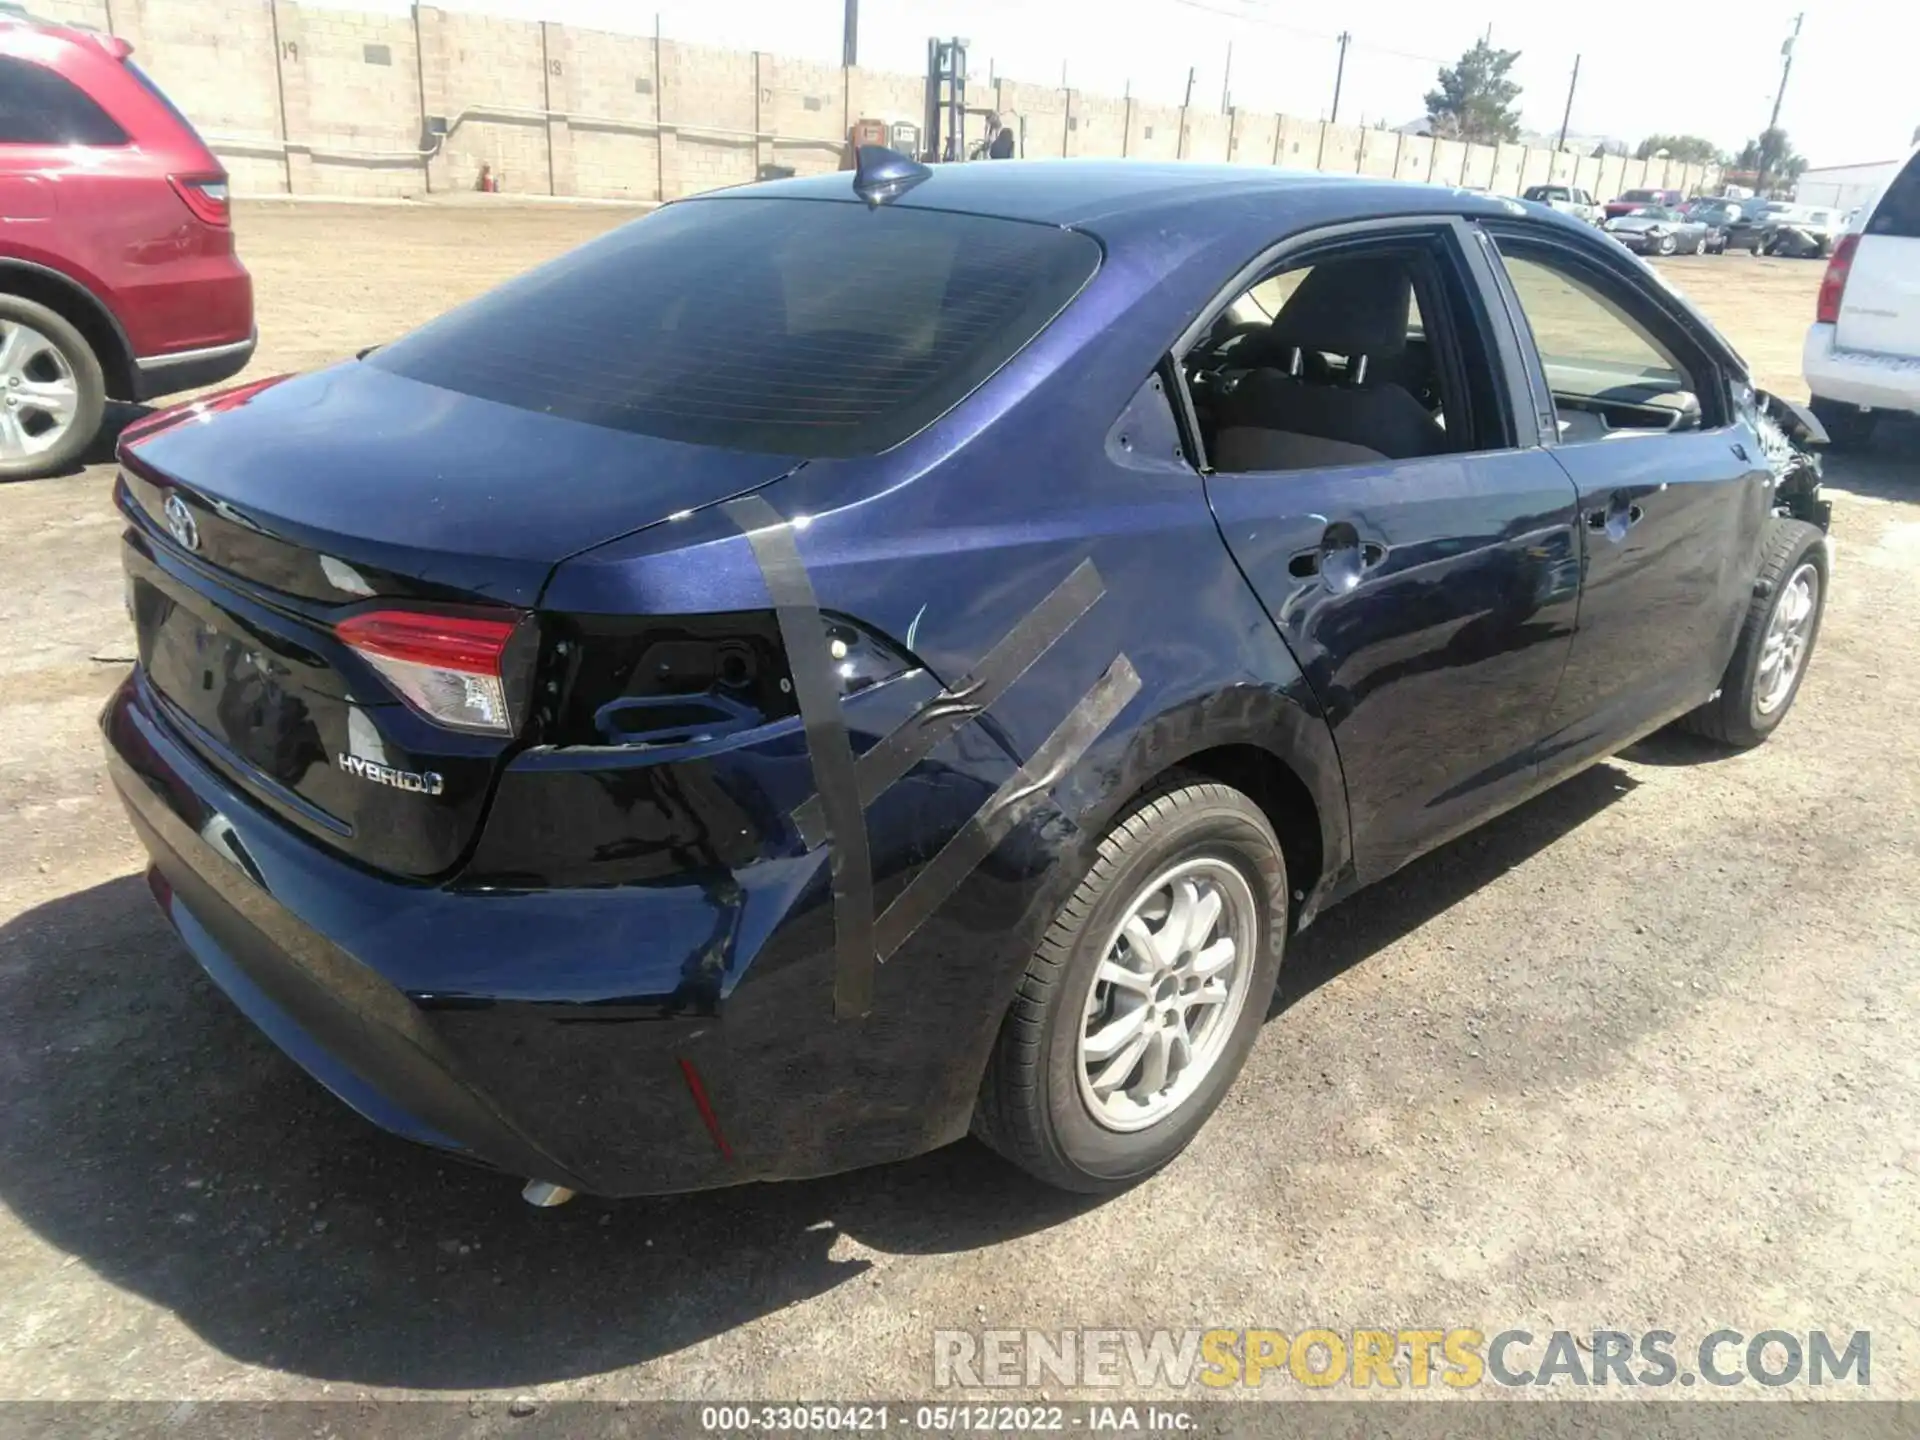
[1165,0,1451,65]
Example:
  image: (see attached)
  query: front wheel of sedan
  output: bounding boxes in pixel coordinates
[973,780,1286,1193]
[1679,518,1828,749]
[1657,234,1678,256]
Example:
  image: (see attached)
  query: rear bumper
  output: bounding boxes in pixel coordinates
[1804,323,1920,416]
[102,669,990,1196]
[133,333,257,402]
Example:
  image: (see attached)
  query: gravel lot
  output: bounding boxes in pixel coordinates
[1,200,1916,1403]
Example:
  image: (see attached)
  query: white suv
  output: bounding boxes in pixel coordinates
[1803,146,1920,448]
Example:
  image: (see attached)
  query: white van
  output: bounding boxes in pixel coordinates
[1803,146,1920,447]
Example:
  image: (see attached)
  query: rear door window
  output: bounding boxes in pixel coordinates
[1866,152,1920,238]
[370,198,1102,458]
[0,55,128,145]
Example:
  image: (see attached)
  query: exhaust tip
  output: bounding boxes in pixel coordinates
[521,1180,577,1208]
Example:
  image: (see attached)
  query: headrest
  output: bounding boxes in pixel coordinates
[1266,258,1414,361]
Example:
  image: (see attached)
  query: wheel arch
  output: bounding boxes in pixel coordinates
[1076,684,1353,932]
[0,259,137,401]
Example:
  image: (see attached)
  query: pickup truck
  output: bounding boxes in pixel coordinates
[1523,184,1603,225]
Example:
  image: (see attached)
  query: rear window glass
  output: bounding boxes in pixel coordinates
[1867,152,1920,238]
[0,55,127,145]
[369,199,1102,458]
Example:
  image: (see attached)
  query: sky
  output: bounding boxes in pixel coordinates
[348,0,1916,169]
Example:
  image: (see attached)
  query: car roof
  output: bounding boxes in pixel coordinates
[716,159,1538,236]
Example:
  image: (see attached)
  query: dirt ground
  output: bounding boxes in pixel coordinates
[1,200,1916,1404]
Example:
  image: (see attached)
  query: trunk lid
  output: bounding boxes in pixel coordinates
[119,362,800,877]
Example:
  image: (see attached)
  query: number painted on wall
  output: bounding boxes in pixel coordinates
[548,59,563,76]
[281,40,298,61]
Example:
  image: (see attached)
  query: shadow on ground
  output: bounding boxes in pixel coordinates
[1819,416,1919,505]
[0,763,1634,1391]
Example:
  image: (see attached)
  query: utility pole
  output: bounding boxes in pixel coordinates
[1556,53,1580,151]
[1221,40,1233,113]
[1329,32,1351,124]
[1183,65,1196,109]
[841,0,857,67]
[1759,12,1803,191]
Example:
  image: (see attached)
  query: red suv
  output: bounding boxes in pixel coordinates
[0,18,254,479]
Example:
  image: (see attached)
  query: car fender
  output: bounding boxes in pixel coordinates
[0,253,136,390]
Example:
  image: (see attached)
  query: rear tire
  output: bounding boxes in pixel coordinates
[0,294,106,482]
[1678,518,1828,749]
[973,779,1286,1193]
[1810,397,1876,451]
[1693,234,1707,255]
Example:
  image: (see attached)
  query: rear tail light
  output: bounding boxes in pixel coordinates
[337,610,521,735]
[1816,234,1859,325]
[117,374,289,452]
[169,174,231,227]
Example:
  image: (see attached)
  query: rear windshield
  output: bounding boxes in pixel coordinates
[1867,152,1920,239]
[369,198,1102,458]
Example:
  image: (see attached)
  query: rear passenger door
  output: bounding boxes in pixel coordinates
[1481,224,1771,771]
[1180,221,1583,880]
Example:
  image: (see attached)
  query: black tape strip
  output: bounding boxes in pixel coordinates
[792,558,1105,847]
[723,495,876,1018]
[874,654,1142,963]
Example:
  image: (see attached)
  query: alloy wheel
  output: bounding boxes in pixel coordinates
[1076,857,1259,1133]
[1755,561,1819,716]
[0,321,81,462]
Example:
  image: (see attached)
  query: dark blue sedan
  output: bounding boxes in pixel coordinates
[103,155,1833,1199]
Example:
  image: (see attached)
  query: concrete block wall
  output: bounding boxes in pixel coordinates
[998,80,1066,161]
[661,40,754,198]
[1396,132,1432,182]
[1069,93,1126,161]
[53,0,1721,204]
[761,54,844,178]
[28,0,110,28]
[1128,101,1182,162]
[276,2,423,198]
[1181,111,1231,164]
[561,24,659,200]
[1274,117,1321,170]
[1229,108,1276,167]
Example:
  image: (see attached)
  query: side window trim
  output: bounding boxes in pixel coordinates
[1480,222,1733,434]
[1456,220,1556,447]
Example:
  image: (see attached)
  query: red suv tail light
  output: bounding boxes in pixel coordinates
[1816,234,1859,325]
[337,610,523,735]
[168,174,231,227]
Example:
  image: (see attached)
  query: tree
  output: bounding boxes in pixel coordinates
[1735,127,1807,191]
[1424,40,1523,145]
[1635,134,1723,166]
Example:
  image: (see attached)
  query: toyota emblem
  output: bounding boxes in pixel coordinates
[163,493,199,552]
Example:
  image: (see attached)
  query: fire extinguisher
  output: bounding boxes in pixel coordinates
[476,163,500,193]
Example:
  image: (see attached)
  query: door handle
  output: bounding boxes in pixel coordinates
[1297,523,1386,593]
[1289,540,1385,579]
[1586,494,1644,542]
